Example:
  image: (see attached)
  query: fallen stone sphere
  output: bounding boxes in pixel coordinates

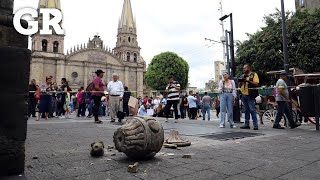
[113,117,164,159]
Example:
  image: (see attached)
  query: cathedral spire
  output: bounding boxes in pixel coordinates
[119,0,136,29]
[38,0,61,10]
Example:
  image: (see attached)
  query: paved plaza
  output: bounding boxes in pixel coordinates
[24,112,320,180]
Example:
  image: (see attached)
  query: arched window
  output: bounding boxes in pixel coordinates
[128,37,131,42]
[42,39,48,52]
[127,52,131,61]
[53,41,59,53]
[134,53,137,62]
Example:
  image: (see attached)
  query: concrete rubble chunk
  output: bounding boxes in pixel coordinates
[182,154,192,158]
[128,162,139,173]
[165,130,191,147]
[163,143,178,149]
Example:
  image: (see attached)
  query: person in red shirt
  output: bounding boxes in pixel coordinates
[92,70,106,124]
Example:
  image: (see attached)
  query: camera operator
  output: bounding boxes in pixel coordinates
[239,64,260,130]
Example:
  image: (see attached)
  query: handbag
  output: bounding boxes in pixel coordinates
[117,111,125,120]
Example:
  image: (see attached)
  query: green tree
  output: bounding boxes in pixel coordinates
[145,52,189,90]
[236,9,320,85]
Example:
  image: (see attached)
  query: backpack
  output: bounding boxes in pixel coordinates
[248,72,260,98]
[86,82,94,92]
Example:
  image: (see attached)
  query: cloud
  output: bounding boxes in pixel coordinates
[14,0,296,89]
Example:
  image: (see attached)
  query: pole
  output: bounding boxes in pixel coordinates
[281,0,290,74]
[225,30,230,75]
[229,13,236,78]
[219,0,227,68]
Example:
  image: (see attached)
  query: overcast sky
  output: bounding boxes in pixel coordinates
[14,0,296,88]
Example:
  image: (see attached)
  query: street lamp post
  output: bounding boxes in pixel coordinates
[220,13,235,77]
[225,30,231,75]
[219,13,241,123]
[280,0,290,74]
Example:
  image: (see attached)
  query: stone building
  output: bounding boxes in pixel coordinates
[30,0,146,97]
[295,0,320,10]
[214,61,225,82]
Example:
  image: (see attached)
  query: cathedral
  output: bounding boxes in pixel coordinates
[30,0,146,97]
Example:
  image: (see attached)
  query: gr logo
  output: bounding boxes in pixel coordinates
[13,8,64,35]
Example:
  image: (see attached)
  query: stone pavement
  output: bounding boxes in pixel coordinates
[24,113,320,180]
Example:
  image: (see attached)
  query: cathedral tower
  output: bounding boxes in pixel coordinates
[114,0,141,62]
[31,0,64,54]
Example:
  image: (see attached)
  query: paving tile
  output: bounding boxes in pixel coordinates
[190,169,227,180]
[224,174,261,180]
[158,166,196,177]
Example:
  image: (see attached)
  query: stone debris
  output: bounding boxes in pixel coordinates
[165,130,191,147]
[182,154,192,158]
[26,165,33,169]
[167,153,175,156]
[90,163,94,165]
[108,149,113,152]
[110,153,116,156]
[107,145,114,149]
[128,162,139,173]
[32,156,38,160]
[177,148,181,150]
[163,143,178,149]
[106,159,112,161]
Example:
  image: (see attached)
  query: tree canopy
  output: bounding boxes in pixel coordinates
[236,9,320,85]
[145,52,189,90]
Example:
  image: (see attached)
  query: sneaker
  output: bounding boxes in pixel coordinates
[111,119,115,122]
[59,116,65,119]
[165,119,168,122]
[202,119,205,121]
[253,127,259,130]
[230,125,236,128]
[240,125,250,129]
[273,125,285,129]
[174,120,178,123]
[220,125,225,128]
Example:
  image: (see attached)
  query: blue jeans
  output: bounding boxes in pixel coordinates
[242,95,258,128]
[202,104,211,120]
[220,93,234,127]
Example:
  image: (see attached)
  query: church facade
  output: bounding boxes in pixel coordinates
[30,0,146,97]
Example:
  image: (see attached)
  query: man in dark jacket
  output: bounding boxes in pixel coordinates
[28,79,38,117]
[123,86,131,116]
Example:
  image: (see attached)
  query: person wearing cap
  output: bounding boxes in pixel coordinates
[91,69,106,124]
[107,73,124,122]
[218,71,237,128]
[273,71,300,129]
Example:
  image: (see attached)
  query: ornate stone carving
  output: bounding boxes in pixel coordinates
[113,117,164,159]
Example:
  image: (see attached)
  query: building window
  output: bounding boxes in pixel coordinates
[134,53,137,62]
[53,41,59,53]
[127,52,131,61]
[128,37,131,42]
[42,39,48,52]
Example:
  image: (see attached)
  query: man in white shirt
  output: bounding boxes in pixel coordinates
[187,91,197,120]
[107,73,124,122]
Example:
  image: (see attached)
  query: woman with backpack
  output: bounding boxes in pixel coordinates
[77,87,86,117]
[213,96,220,118]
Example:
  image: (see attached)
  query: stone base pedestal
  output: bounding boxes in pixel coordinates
[0,47,31,175]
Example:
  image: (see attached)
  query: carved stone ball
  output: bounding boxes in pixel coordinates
[90,141,104,157]
[113,117,164,159]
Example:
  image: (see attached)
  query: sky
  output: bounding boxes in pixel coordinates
[14,0,296,89]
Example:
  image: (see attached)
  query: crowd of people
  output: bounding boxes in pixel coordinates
[28,63,301,130]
